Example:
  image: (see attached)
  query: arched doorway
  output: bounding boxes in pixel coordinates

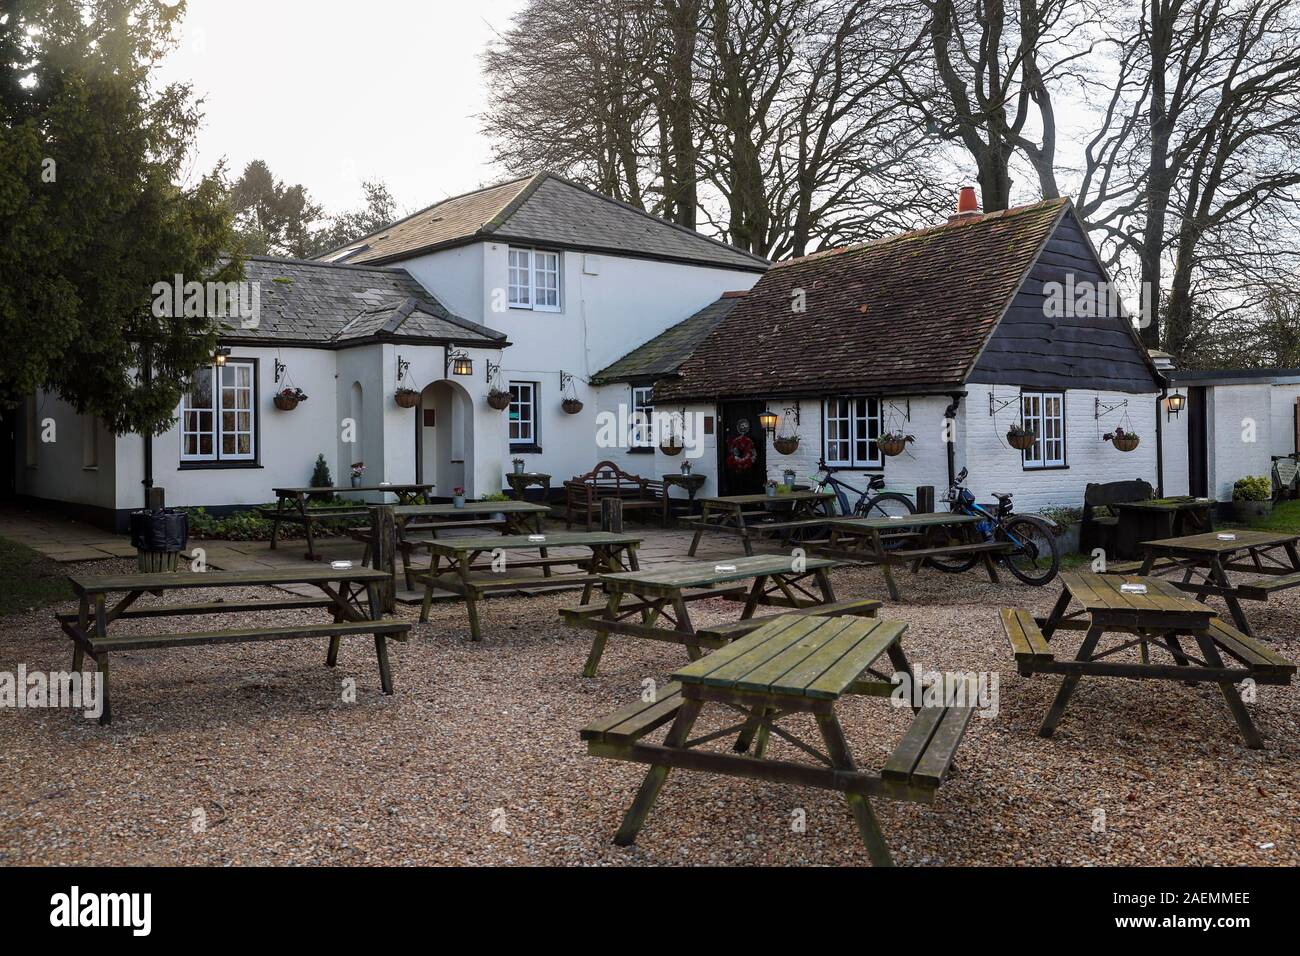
[416,379,475,498]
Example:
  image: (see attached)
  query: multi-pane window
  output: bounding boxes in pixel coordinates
[1021,391,1065,468]
[630,386,654,448]
[823,397,882,467]
[181,362,255,462]
[509,382,537,445]
[506,247,561,312]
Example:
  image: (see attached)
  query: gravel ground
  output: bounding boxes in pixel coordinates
[1,557,1296,866]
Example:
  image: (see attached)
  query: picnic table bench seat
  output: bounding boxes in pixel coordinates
[1203,617,1297,679]
[581,682,687,745]
[694,597,881,644]
[1102,557,1181,575]
[1235,569,1300,600]
[55,595,337,621]
[998,607,1054,675]
[880,678,979,789]
[77,619,410,654]
[557,585,749,621]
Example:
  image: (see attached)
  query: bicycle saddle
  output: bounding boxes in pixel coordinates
[867,474,886,489]
[992,492,1013,502]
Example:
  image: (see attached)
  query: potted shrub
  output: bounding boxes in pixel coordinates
[1104,427,1140,451]
[765,479,778,498]
[1231,475,1273,520]
[309,454,334,502]
[129,508,189,573]
[1006,423,1037,450]
[562,397,584,414]
[452,486,466,508]
[350,462,365,488]
[394,387,420,408]
[274,386,308,411]
[481,491,509,520]
[487,388,512,410]
[512,457,526,475]
[877,432,914,457]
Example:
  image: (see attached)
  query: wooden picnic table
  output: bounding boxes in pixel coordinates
[562,552,875,677]
[582,614,977,866]
[685,491,834,557]
[267,484,432,558]
[386,501,551,590]
[415,531,643,640]
[1110,497,1214,559]
[1115,529,1300,639]
[58,566,409,725]
[1001,570,1295,748]
[814,512,1011,600]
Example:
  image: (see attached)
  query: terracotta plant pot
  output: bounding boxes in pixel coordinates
[394,388,420,408]
[772,436,800,455]
[562,398,584,415]
[1006,431,1036,450]
[878,437,909,457]
[487,389,512,410]
[1112,435,1140,452]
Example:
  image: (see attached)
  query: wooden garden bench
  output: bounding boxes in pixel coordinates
[583,615,975,865]
[564,460,667,530]
[59,567,409,725]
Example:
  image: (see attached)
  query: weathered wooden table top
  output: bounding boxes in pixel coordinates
[1058,570,1214,621]
[420,531,644,555]
[696,491,834,507]
[68,566,391,595]
[600,554,839,591]
[673,615,907,700]
[392,501,550,517]
[1141,529,1299,554]
[826,512,981,532]
[1113,497,1211,512]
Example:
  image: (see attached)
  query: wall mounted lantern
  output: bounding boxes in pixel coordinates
[214,346,231,366]
[758,408,779,433]
[444,347,472,377]
[1166,391,1186,418]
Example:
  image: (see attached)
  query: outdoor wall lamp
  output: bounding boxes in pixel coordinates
[1166,391,1186,415]
[445,348,473,377]
[758,408,779,432]
[214,346,231,366]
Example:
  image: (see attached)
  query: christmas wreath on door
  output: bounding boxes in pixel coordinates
[726,434,757,472]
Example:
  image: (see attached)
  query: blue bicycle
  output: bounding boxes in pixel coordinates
[928,467,1060,585]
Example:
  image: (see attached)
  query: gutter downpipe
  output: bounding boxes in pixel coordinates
[944,393,963,488]
[142,341,154,509]
[1155,384,1166,498]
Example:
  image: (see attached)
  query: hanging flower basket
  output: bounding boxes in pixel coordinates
[487,388,512,410]
[274,386,308,411]
[1104,427,1140,452]
[1006,427,1037,450]
[773,435,800,455]
[394,387,420,408]
[877,433,914,457]
[562,398,584,415]
[659,439,684,456]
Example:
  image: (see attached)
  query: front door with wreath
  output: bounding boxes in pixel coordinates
[717,401,767,496]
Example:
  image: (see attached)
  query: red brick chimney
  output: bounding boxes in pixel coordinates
[948,185,981,222]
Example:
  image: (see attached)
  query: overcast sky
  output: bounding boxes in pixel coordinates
[155,0,527,216]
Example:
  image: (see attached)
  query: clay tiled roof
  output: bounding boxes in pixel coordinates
[655,198,1071,401]
[318,172,768,273]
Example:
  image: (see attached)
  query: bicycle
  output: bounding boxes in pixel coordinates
[807,458,916,519]
[926,467,1060,585]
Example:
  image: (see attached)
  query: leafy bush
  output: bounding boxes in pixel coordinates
[480,492,510,502]
[184,504,369,541]
[1039,505,1082,531]
[1233,475,1272,502]
[309,453,333,500]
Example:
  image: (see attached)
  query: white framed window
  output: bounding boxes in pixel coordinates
[823,397,882,468]
[181,362,256,462]
[1021,391,1065,468]
[509,381,537,445]
[506,247,561,312]
[630,386,655,448]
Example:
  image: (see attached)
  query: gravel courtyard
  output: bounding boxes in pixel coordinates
[1,557,1296,867]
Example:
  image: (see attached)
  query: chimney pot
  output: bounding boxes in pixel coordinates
[957,185,979,214]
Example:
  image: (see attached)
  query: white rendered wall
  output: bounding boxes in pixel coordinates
[14,392,117,509]
[1207,384,1275,500]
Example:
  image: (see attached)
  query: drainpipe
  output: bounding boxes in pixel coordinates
[944,393,963,487]
[142,340,154,509]
[1155,385,1166,497]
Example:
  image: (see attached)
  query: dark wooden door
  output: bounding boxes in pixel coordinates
[717,401,767,496]
[0,407,15,501]
[1187,386,1208,498]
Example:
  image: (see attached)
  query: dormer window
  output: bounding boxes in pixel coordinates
[507,247,561,312]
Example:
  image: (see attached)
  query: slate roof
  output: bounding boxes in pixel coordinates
[219,256,506,348]
[317,172,769,273]
[591,293,745,384]
[655,199,1073,401]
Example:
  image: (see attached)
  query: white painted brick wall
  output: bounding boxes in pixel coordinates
[1208,385,1274,500]
[962,384,1160,513]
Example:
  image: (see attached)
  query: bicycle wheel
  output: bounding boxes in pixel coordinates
[1000,515,1060,585]
[855,492,915,519]
[925,533,981,573]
